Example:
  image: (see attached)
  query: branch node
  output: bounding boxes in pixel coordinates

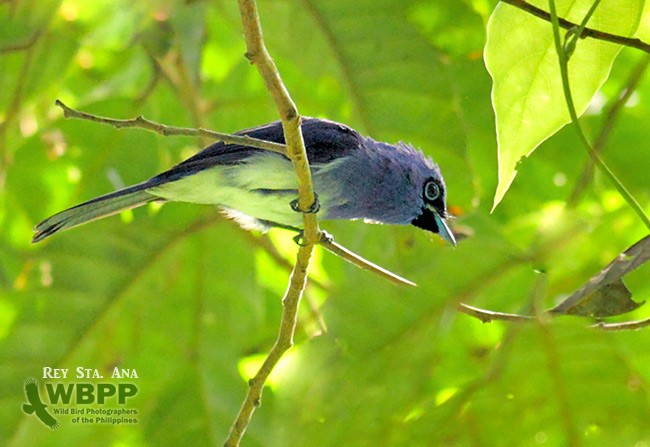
[319,230,334,244]
[55,99,72,118]
[285,108,298,121]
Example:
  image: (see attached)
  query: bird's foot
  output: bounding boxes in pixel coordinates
[293,229,332,246]
[290,194,320,214]
[293,231,307,246]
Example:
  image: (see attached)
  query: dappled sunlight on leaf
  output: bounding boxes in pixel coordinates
[485,0,643,208]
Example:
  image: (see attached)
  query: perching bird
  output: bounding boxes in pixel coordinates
[22,378,60,430]
[32,118,455,245]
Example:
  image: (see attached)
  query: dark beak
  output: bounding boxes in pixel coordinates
[433,211,456,246]
[411,207,457,246]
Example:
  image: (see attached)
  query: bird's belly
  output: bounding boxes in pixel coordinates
[147,161,305,227]
[221,189,304,228]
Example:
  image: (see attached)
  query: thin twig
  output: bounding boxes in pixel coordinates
[232,231,330,334]
[0,28,39,184]
[504,0,650,216]
[592,318,650,331]
[456,303,533,323]
[320,232,416,287]
[55,100,288,156]
[458,302,650,332]
[546,0,650,230]
[303,291,328,335]
[501,0,650,54]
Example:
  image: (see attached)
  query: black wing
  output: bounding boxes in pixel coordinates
[151,118,364,183]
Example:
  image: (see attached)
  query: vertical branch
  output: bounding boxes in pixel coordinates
[225,1,321,445]
[224,245,313,446]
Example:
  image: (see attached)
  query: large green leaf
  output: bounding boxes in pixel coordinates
[485,0,643,208]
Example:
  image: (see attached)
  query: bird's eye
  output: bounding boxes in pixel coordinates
[424,180,440,202]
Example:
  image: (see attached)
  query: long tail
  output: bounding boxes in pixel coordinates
[32,183,161,243]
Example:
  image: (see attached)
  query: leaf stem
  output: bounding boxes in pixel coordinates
[547,0,650,231]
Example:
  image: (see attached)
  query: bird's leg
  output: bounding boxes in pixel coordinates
[290,193,320,214]
[291,193,320,246]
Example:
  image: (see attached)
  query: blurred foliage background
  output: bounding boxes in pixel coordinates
[1,0,650,446]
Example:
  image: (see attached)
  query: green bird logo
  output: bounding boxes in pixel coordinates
[22,378,60,430]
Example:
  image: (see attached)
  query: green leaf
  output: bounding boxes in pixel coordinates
[635,0,650,41]
[485,0,643,209]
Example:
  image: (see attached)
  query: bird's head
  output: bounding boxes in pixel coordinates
[410,171,456,246]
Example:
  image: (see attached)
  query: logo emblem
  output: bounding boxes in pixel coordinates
[22,378,60,430]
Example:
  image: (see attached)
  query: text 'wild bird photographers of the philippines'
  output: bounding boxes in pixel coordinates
[21,366,140,430]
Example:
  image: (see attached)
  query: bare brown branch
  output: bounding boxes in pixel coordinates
[224,1,320,445]
[320,232,416,287]
[55,100,288,155]
[225,244,313,446]
[236,0,320,243]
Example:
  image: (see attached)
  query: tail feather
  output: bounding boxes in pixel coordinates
[32,183,161,243]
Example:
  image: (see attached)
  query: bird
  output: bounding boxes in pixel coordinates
[22,378,60,430]
[32,118,455,245]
